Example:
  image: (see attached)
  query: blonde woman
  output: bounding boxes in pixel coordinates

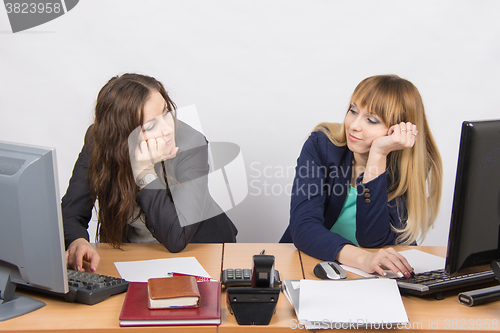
[280,74,442,278]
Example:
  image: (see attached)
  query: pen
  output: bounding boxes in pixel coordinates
[259,249,265,255]
[167,272,216,282]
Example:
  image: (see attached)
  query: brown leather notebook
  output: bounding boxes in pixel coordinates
[147,276,201,309]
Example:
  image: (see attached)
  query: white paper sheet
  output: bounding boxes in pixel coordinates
[298,279,408,328]
[114,257,211,282]
[341,249,446,278]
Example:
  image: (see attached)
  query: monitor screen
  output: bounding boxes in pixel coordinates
[445,120,500,274]
[0,141,68,321]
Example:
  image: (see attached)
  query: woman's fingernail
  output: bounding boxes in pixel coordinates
[397,271,404,278]
[404,271,411,278]
[382,271,387,276]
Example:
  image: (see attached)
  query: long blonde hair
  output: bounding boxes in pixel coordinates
[316,75,442,245]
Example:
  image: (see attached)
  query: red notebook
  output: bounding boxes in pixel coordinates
[119,281,221,326]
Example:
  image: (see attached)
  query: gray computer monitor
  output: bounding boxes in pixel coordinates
[0,141,68,321]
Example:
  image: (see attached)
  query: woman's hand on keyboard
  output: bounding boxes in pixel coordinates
[364,247,413,278]
[338,245,414,278]
[66,238,100,273]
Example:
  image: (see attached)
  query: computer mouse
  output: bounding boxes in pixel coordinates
[313,261,347,280]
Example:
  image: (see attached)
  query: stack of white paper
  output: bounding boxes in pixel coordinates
[114,257,211,282]
[292,279,408,330]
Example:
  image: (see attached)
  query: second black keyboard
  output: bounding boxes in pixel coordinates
[395,268,496,296]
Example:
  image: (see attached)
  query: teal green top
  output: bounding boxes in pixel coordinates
[330,185,358,245]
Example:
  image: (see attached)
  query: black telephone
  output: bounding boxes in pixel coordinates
[225,253,281,325]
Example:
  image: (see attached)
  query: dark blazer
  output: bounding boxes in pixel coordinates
[280,130,407,261]
[62,121,237,252]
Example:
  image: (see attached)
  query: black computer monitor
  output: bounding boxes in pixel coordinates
[0,141,68,321]
[445,120,500,274]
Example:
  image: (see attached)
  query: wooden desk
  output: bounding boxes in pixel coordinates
[220,243,303,333]
[2,244,500,333]
[0,243,223,333]
[300,246,500,333]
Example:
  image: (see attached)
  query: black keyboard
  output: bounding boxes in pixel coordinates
[395,268,496,296]
[63,269,129,305]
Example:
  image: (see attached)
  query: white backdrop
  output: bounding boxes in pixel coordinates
[1,0,499,246]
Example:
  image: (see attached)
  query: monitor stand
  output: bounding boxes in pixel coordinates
[0,294,46,321]
[0,269,45,321]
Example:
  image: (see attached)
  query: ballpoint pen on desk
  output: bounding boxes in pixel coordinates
[167,272,217,282]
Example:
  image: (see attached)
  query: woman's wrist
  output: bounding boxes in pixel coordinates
[137,173,158,189]
[363,152,387,182]
[337,244,364,267]
[69,237,90,248]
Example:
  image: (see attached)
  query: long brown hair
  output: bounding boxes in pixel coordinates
[88,73,176,247]
[316,75,443,245]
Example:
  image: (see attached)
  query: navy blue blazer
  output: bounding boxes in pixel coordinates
[280,130,407,261]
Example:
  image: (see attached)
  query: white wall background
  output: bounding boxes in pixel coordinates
[1,0,499,246]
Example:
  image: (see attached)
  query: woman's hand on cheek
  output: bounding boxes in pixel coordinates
[129,126,179,185]
[154,136,178,161]
[371,122,418,156]
[129,127,154,181]
[128,126,163,184]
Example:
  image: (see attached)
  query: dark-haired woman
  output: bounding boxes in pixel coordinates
[62,73,237,272]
